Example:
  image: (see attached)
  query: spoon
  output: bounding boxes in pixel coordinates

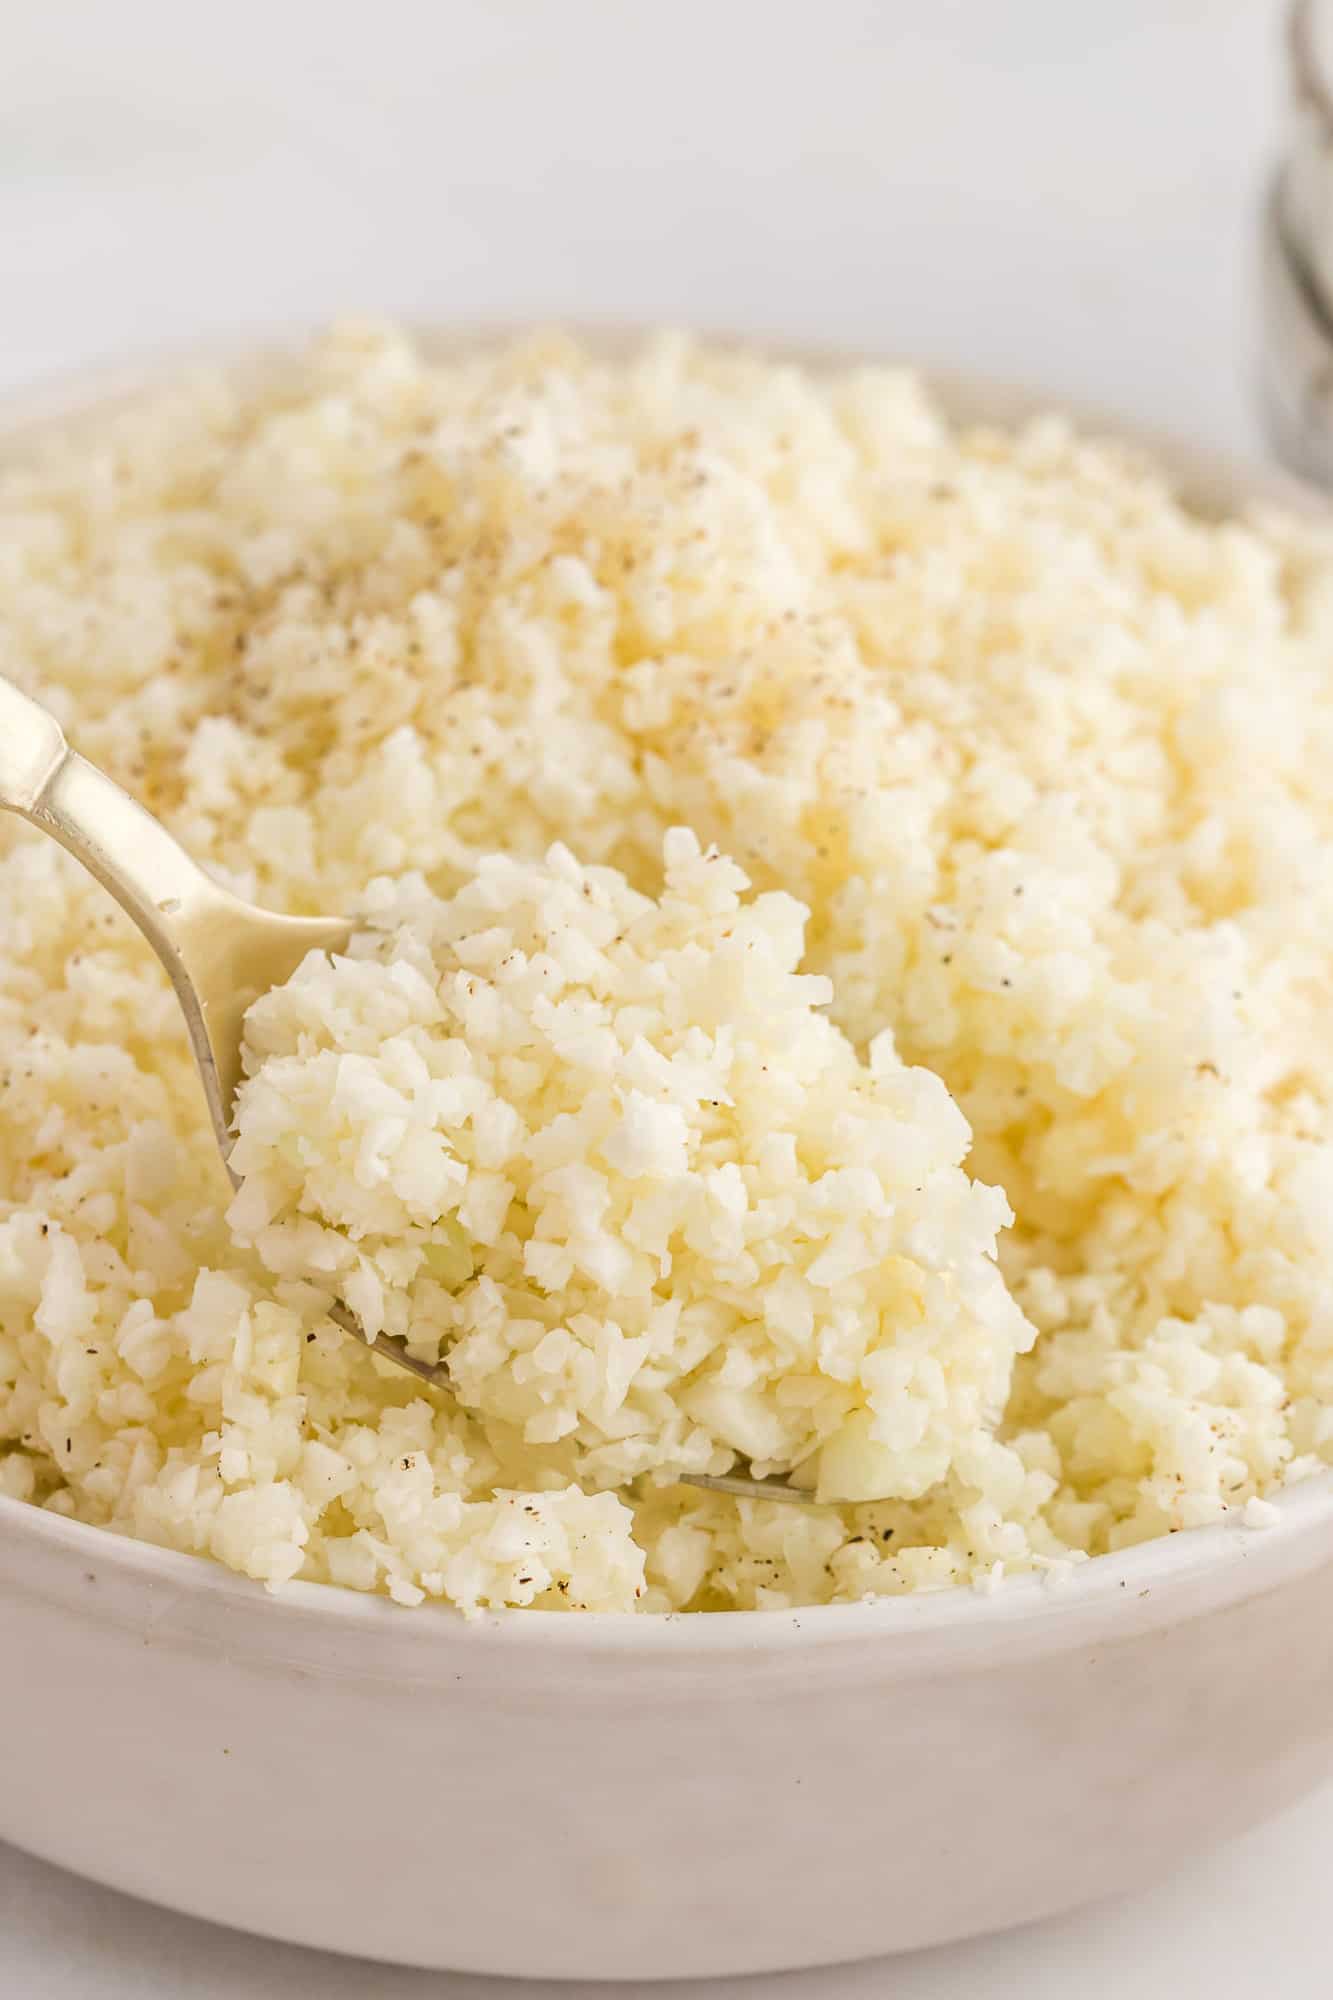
[0,676,815,1504]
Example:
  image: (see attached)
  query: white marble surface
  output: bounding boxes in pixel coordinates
[2,0,1328,1992]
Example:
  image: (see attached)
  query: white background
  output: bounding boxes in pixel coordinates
[0,1,1324,1994]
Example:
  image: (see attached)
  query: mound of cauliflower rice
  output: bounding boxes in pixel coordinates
[229,832,1030,1517]
[3,322,1333,1614]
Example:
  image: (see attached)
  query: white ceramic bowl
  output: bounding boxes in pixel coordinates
[3,339,1333,1983]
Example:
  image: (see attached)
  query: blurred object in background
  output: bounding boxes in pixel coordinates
[1263,0,1333,483]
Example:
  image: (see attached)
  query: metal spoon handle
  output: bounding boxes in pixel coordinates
[0,675,347,1153]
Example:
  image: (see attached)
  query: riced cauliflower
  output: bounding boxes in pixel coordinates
[228,831,1030,1511]
[2,320,1331,1613]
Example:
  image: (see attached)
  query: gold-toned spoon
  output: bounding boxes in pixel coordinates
[0,676,814,1504]
[0,675,433,1386]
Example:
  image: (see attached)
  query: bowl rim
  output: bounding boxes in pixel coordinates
[3,322,1332,1655]
[7,1468,1333,1664]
